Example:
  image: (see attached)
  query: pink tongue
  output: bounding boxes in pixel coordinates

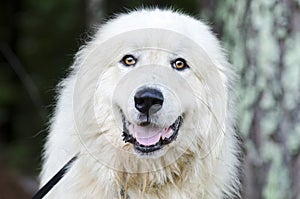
[129,125,172,146]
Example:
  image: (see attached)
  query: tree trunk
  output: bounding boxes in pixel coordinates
[203,0,300,198]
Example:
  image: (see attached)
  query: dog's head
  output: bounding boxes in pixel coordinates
[72,9,233,171]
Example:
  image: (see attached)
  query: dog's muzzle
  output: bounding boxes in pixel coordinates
[121,87,183,154]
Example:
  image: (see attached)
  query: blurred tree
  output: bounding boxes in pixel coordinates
[202,0,300,198]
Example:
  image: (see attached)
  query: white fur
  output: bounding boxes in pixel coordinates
[40,9,240,198]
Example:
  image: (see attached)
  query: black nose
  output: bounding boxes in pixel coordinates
[134,88,163,114]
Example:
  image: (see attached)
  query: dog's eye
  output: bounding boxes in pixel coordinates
[171,58,189,71]
[121,55,137,66]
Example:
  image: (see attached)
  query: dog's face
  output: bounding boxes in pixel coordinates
[78,28,226,160]
[72,16,228,172]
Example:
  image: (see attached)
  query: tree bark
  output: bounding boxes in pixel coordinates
[203,0,300,198]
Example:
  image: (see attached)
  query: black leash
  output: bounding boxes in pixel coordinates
[32,155,78,199]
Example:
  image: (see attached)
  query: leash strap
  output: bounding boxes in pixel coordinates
[32,155,78,199]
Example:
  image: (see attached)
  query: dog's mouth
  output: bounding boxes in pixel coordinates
[122,114,182,154]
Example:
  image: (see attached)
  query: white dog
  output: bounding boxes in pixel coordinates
[40,9,240,199]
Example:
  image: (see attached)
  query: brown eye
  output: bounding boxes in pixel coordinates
[171,58,189,71]
[121,55,137,66]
